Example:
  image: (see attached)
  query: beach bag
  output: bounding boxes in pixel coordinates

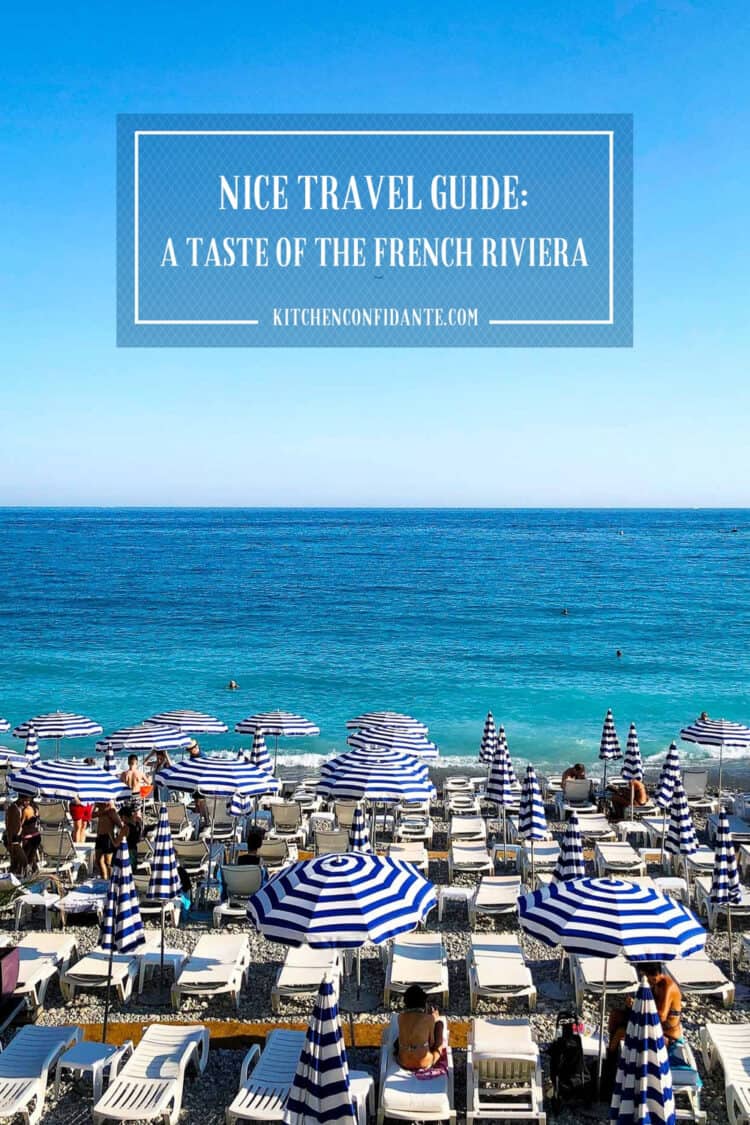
[549,1010,592,1105]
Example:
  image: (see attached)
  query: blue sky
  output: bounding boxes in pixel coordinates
[1,0,748,506]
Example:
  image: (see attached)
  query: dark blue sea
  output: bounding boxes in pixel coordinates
[0,508,747,772]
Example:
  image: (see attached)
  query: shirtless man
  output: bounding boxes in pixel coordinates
[396,985,446,1071]
[120,754,148,815]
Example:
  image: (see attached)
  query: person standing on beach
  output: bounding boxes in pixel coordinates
[93,800,124,879]
[120,754,148,817]
[4,793,41,875]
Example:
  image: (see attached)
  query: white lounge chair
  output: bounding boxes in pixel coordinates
[61,935,160,1003]
[555,778,597,819]
[171,934,251,1011]
[384,932,449,1008]
[683,769,716,815]
[388,842,429,874]
[467,936,536,1012]
[0,1024,81,1125]
[665,954,735,1008]
[707,814,750,845]
[672,847,715,888]
[15,932,78,1009]
[469,876,523,927]
[700,1022,750,1125]
[377,1013,455,1125]
[519,842,560,882]
[595,841,646,877]
[269,801,307,847]
[258,838,293,872]
[165,803,193,841]
[172,840,210,878]
[739,844,750,879]
[92,1023,209,1125]
[569,954,638,1010]
[270,946,340,1013]
[449,816,486,843]
[213,865,264,929]
[314,828,350,855]
[693,875,750,930]
[466,1017,545,1125]
[448,842,492,881]
[576,814,616,843]
[133,873,181,928]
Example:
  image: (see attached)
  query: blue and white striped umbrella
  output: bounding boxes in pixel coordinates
[24,726,41,766]
[244,730,273,773]
[100,839,146,953]
[497,726,518,785]
[147,710,228,734]
[13,711,103,742]
[348,805,371,853]
[155,757,280,798]
[487,736,516,808]
[283,973,357,1125]
[102,743,116,774]
[346,711,428,736]
[317,748,434,804]
[622,723,644,782]
[9,760,131,802]
[518,764,547,841]
[346,726,439,761]
[664,782,699,859]
[236,711,320,738]
[97,723,193,755]
[610,977,676,1125]
[478,712,497,767]
[0,718,10,734]
[229,791,252,817]
[147,805,182,902]
[248,852,436,948]
[518,877,705,961]
[654,743,681,810]
[710,807,742,977]
[599,709,622,761]
[554,811,585,881]
[681,714,750,795]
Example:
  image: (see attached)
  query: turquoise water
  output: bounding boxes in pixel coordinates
[0,508,748,772]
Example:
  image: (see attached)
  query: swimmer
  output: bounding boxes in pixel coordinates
[561,608,569,616]
[228,680,239,691]
[616,649,622,658]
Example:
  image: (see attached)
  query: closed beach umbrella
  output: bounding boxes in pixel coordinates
[244,730,273,773]
[599,708,622,796]
[654,742,681,864]
[0,718,10,734]
[349,805,371,853]
[554,810,585,881]
[103,743,116,773]
[709,808,743,978]
[97,723,193,756]
[229,791,252,817]
[236,710,320,770]
[9,759,131,802]
[346,726,439,761]
[147,804,182,981]
[518,764,547,882]
[497,726,518,785]
[680,714,750,797]
[610,977,676,1125]
[283,972,357,1125]
[487,735,515,865]
[478,711,497,767]
[23,725,41,766]
[622,723,644,820]
[147,709,228,734]
[346,711,428,736]
[664,782,698,862]
[100,839,145,1041]
[13,711,103,759]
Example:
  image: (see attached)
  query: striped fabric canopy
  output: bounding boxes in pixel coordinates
[609,977,676,1125]
[349,805,371,853]
[518,764,547,841]
[518,877,705,961]
[155,757,280,798]
[97,723,193,754]
[0,718,9,734]
[664,782,699,858]
[247,852,437,948]
[147,805,182,902]
[497,726,517,785]
[486,736,515,808]
[24,726,41,766]
[554,811,586,881]
[478,711,497,766]
[229,792,252,817]
[317,747,433,804]
[654,743,681,810]
[100,840,146,954]
[13,712,103,740]
[346,726,439,761]
[680,715,750,748]
[283,973,357,1125]
[102,743,116,773]
[147,710,228,734]
[235,711,320,737]
[244,730,273,773]
[345,711,428,736]
[9,760,131,802]
[709,809,742,909]
[621,723,644,782]
[599,709,622,761]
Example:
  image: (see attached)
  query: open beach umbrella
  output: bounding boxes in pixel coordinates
[236,711,320,769]
[146,709,228,734]
[610,977,676,1125]
[97,723,193,756]
[346,711,429,736]
[518,764,548,882]
[478,711,497,767]
[229,790,252,817]
[346,726,439,761]
[654,743,681,863]
[622,722,644,820]
[554,811,586,881]
[599,708,622,798]
[23,726,41,766]
[283,972,357,1125]
[349,805,371,853]
[9,759,131,802]
[318,748,434,844]
[487,735,515,864]
[244,730,273,773]
[664,782,699,863]
[518,876,705,1087]
[709,808,743,979]
[100,839,146,1041]
[13,711,103,759]
[680,714,750,797]
[147,804,182,981]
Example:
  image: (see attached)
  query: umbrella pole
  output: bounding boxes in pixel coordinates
[207,794,218,903]
[718,743,724,798]
[727,905,734,980]
[160,904,166,986]
[601,761,608,813]
[660,810,667,870]
[596,958,608,1094]
[274,735,279,772]
[531,839,535,886]
[102,940,116,1044]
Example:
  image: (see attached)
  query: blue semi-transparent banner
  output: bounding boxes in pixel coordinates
[117,113,632,348]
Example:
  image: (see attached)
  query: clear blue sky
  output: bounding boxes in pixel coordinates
[2,1,748,506]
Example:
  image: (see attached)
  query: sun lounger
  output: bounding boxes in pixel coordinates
[15,932,77,1008]
[693,875,750,930]
[0,1024,81,1125]
[569,953,638,1010]
[575,814,616,843]
[270,946,341,1013]
[449,816,486,842]
[519,842,559,882]
[467,936,537,1012]
[665,954,735,1008]
[469,876,523,926]
[707,814,750,845]
[171,934,251,1011]
[466,1017,545,1125]
[213,865,264,929]
[133,873,181,928]
[384,932,449,1008]
[448,842,492,881]
[394,814,434,844]
[555,779,597,819]
[739,845,750,879]
[92,1023,209,1125]
[314,828,350,855]
[377,1013,455,1125]
[673,848,715,887]
[595,841,646,877]
[388,842,429,874]
[61,934,159,1003]
[700,1022,750,1125]
[507,818,553,845]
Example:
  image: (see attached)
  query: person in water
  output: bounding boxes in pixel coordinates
[396,985,446,1072]
[228,680,239,691]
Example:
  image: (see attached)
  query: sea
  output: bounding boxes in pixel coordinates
[0,508,748,776]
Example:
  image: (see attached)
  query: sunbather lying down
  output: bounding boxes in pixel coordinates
[395,985,447,1074]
